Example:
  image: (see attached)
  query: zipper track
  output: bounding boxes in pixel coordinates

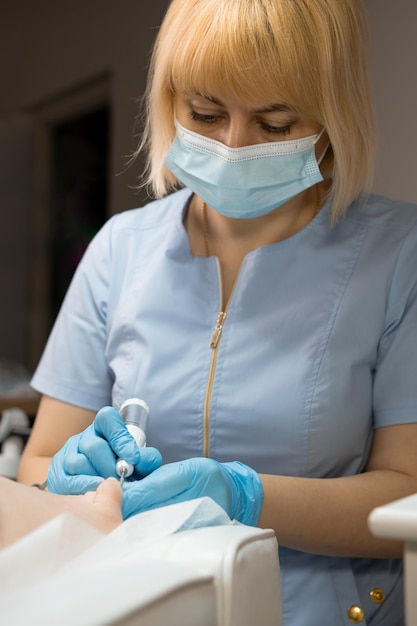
[203,258,236,457]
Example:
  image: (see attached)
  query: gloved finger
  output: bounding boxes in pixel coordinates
[52,432,98,476]
[77,425,121,478]
[132,447,163,478]
[48,434,103,488]
[133,461,193,501]
[64,450,99,476]
[122,461,194,518]
[48,470,104,495]
[93,406,142,463]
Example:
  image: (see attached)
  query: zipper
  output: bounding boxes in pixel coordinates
[203,310,226,458]
[210,311,227,349]
[203,259,237,457]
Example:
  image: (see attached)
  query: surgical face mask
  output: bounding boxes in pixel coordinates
[164,121,327,219]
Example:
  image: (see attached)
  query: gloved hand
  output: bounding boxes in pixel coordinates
[122,457,264,526]
[47,406,162,495]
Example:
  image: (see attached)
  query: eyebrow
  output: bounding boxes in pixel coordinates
[194,93,293,114]
[257,104,293,114]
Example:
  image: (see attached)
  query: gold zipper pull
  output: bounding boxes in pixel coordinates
[210,311,226,349]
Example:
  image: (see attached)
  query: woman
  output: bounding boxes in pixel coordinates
[18,0,417,623]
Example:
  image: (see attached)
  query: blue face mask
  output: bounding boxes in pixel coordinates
[164,121,327,219]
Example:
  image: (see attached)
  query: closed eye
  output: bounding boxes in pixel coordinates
[188,110,220,124]
[258,122,292,136]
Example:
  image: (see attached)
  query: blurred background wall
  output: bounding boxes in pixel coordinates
[0,0,416,373]
[0,1,170,370]
[365,0,417,203]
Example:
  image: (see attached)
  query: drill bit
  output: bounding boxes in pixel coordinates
[118,464,128,488]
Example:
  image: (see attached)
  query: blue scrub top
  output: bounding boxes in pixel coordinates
[32,187,417,625]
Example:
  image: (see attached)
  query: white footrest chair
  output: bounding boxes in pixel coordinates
[0,497,282,626]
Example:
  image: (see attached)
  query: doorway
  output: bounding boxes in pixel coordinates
[29,77,110,368]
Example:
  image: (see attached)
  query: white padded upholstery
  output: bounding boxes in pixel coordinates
[369,494,417,626]
[0,498,282,626]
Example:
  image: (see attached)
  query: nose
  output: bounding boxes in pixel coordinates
[220,116,253,148]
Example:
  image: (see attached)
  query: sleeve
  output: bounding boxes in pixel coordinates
[373,219,417,427]
[31,215,119,411]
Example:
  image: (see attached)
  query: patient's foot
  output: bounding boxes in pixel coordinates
[68,477,123,534]
[0,477,123,550]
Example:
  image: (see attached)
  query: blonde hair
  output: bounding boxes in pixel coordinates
[138,0,376,222]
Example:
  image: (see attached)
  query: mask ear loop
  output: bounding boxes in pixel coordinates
[314,127,330,165]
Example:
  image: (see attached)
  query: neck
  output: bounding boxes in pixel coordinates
[197,182,325,258]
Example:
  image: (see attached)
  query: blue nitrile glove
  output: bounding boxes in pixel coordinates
[122,457,264,526]
[47,406,162,495]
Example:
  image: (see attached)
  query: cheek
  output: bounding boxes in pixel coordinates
[172,95,185,122]
[174,108,187,125]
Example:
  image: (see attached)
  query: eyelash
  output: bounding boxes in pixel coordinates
[188,110,293,136]
[259,122,292,136]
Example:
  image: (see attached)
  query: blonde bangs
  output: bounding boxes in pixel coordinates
[166,0,321,113]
